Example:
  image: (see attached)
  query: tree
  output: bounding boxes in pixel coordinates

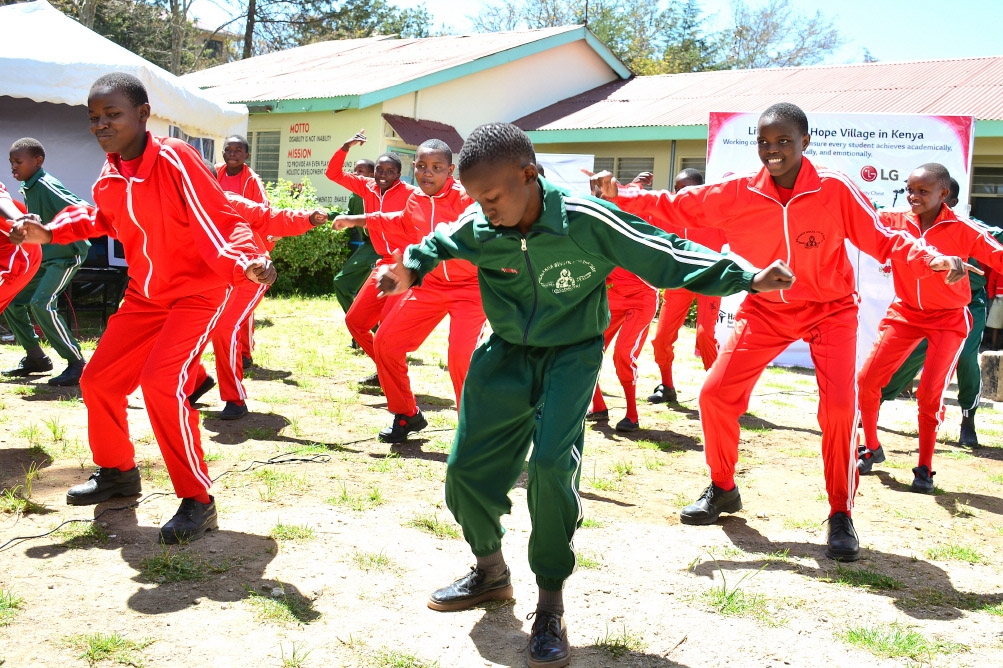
[721,0,844,69]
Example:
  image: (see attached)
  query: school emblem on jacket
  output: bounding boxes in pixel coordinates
[795,230,825,249]
[539,260,596,294]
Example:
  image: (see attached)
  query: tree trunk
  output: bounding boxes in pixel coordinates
[79,0,98,28]
[243,0,257,60]
[980,351,1003,401]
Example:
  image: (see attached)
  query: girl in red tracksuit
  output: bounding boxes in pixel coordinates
[14,73,273,545]
[190,195,328,419]
[596,103,960,562]
[588,266,658,431]
[336,140,486,443]
[858,163,1003,492]
[325,132,418,368]
[0,184,41,313]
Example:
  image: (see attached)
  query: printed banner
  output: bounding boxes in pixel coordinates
[707,112,975,368]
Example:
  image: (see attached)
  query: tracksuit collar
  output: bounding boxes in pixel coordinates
[472,176,569,242]
[748,156,822,201]
[107,132,161,181]
[905,202,958,233]
[418,176,457,200]
[20,167,45,190]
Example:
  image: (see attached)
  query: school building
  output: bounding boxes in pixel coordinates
[184,28,1003,225]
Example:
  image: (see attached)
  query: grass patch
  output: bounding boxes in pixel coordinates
[577,551,602,570]
[840,624,965,660]
[580,517,604,528]
[254,467,308,502]
[0,590,24,627]
[368,648,439,667]
[953,499,980,518]
[352,550,398,573]
[63,632,154,667]
[592,624,647,658]
[271,522,316,542]
[244,585,320,625]
[327,483,385,511]
[280,643,312,668]
[54,521,110,548]
[587,476,623,492]
[830,565,904,591]
[941,450,974,461]
[368,453,403,473]
[139,547,231,583]
[925,543,985,564]
[611,460,634,477]
[782,518,818,531]
[407,512,460,539]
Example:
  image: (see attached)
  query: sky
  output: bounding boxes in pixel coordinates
[194,0,1003,65]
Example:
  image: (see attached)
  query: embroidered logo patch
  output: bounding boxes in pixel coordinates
[795,230,825,249]
[538,260,597,294]
[500,267,519,274]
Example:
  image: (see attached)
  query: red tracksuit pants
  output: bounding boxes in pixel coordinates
[236,307,254,360]
[345,262,402,361]
[858,302,969,469]
[193,281,268,404]
[700,295,859,516]
[652,288,721,387]
[80,285,231,499]
[591,282,658,421]
[373,275,486,415]
[0,260,40,315]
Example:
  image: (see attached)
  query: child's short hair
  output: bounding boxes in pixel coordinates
[377,152,403,171]
[225,135,250,152]
[419,139,452,164]
[457,122,536,174]
[356,159,375,172]
[760,102,809,136]
[917,163,952,190]
[11,137,44,159]
[91,73,149,107]
[677,168,704,185]
[949,177,960,201]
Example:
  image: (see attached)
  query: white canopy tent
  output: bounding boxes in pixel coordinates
[0,0,248,200]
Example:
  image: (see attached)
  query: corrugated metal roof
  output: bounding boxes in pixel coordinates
[515,57,1003,130]
[183,26,587,104]
[383,114,464,152]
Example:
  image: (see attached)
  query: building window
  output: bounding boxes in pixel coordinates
[248,130,280,183]
[679,157,707,177]
[591,157,655,188]
[593,157,614,173]
[169,126,215,165]
[972,166,1003,196]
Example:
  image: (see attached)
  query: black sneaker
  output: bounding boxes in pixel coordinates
[160,496,218,544]
[48,361,86,387]
[680,483,742,525]
[188,376,216,405]
[856,444,885,475]
[959,412,979,448]
[527,611,570,668]
[220,401,248,420]
[427,566,513,611]
[911,465,936,493]
[648,384,677,403]
[615,417,639,432]
[585,409,608,422]
[3,355,53,377]
[358,372,380,387]
[378,410,427,443]
[241,356,252,371]
[66,467,142,506]
[825,511,860,561]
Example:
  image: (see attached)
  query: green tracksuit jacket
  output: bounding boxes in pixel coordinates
[402,178,760,591]
[21,169,91,260]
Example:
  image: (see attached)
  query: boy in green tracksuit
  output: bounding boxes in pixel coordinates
[6,137,90,385]
[377,122,793,668]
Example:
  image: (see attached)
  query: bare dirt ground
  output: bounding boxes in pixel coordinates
[2,295,1003,668]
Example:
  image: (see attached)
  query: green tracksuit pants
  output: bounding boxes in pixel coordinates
[333,240,380,314]
[882,299,986,415]
[445,333,603,592]
[4,256,84,362]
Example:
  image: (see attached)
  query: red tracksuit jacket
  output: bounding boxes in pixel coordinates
[613,158,938,304]
[48,133,264,299]
[366,176,477,283]
[0,186,39,288]
[216,163,268,205]
[879,204,1003,310]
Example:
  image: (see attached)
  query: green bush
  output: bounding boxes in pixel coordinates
[264,178,350,295]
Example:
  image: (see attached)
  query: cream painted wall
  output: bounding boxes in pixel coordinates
[382,41,618,137]
[974,137,1003,166]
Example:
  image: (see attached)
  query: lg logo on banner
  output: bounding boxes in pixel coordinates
[860,166,900,183]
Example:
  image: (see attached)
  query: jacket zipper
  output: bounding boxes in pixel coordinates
[521,236,537,345]
[432,197,450,281]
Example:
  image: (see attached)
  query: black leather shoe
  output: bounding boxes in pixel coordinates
[48,361,86,387]
[585,409,608,422]
[188,376,215,405]
[648,384,677,404]
[427,566,513,611]
[911,465,936,493]
[3,355,53,377]
[358,372,380,387]
[160,496,218,544]
[680,483,742,525]
[527,611,570,668]
[66,467,142,506]
[825,511,860,561]
[220,401,248,420]
[857,444,885,475]
[615,417,639,432]
[959,411,979,448]
[378,410,427,443]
